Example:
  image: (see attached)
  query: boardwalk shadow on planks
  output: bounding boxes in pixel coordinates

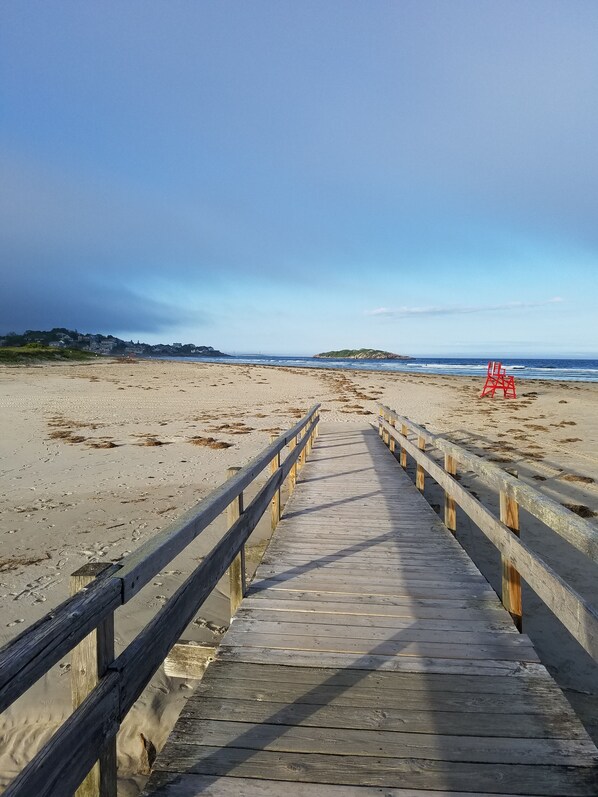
[146,425,598,796]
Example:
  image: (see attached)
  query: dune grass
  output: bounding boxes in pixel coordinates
[0,346,98,363]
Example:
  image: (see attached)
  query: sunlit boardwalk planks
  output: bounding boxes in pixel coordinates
[144,425,598,796]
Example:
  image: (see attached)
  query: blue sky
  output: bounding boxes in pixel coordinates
[1,1,597,356]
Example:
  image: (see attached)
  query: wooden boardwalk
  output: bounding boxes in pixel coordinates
[145,424,598,796]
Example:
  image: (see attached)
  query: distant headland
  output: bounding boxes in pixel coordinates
[314,348,413,360]
[0,328,229,359]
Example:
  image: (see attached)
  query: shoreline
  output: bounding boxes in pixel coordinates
[1,358,597,792]
[5,354,598,384]
[148,355,598,384]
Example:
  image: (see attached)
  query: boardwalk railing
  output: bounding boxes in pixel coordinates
[378,404,598,659]
[0,404,320,797]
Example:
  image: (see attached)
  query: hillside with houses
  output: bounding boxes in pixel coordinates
[0,328,229,358]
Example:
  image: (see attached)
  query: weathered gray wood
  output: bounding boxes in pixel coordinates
[380,418,598,661]
[444,453,457,533]
[288,436,297,493]
[169,718,597,765]
[221,630,539,662]
[228,619,529,646]
[380,405,598,562]
[500,484,522,631]
[226,466,244,619]
[143,772,542,797]
[250,579,496,600]
[416,434,426,491]
[270,433,281,530]
[114,420,318,719]
[216,645,548,677]
[202,659,556,694]
[163,641,217,679]
[117,405,320,600]
[70,564,117,797]
[0,411,324,797]
[194,670,572,715]
[0,563,122,714]
[152,746,598,795]
[3,672,120,797]
[243,593,511,617]
[141,424,597,797]
[193,678,569,716]
[234,607,516,631]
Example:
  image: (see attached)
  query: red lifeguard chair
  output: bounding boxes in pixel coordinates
[480,361,516,398]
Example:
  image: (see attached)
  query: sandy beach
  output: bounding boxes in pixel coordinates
[1,358,597,794]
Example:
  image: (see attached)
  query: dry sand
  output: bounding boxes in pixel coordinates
[1,358,597,793]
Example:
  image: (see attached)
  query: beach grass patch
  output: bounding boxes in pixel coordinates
[0,346,98,364]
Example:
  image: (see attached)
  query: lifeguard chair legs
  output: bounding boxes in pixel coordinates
[480,360,516,398]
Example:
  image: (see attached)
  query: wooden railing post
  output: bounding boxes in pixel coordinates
[378,406,383,437]
[500,479,522,631]
[226,466,245,619]
[70,564,117,797]
[400,424,408,469]
[416,435,426,491]
[389,416,396,454]
[444,454,457,534]
[300,428,307,469]
[270,434,281,530]
[289,437,297,493]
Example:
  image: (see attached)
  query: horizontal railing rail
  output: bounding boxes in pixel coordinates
[1,404,320,797]
[378,405,598,562]
[377,404,598,662]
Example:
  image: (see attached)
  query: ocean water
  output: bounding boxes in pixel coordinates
[162,355,598,382]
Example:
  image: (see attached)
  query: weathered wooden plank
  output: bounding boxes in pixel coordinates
[234,607,516,631]
[152,746,598,795]
[70,564,117,797]
[249,580,497,600]
[226,466,245,619]
[194,675,573,716]
[163,642,217,679]
[216,646,547,677]
[380,406,598,562]
[117,406,320,600]
[500,485,522,631]
[168,718,598,765]
[201,660,556,694]
[270,433,281,529]
[144,772,544,797]
[252,570,491,588]
[256,565,487,582]
[228,620,531,646]
[3,672,120,797]
[242,595,510,620]
[381,419,598,661]
[142,424,598,796]
[0,564,122,714]
[261,554,477,568]
[220,630,539,662]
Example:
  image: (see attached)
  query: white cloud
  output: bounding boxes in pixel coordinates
[366,297,564,318]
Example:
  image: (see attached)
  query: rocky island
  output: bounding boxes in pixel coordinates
[0,328,229,358]
[314,348,413,360]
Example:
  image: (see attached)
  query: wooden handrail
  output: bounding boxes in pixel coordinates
[378,404,598,563]
[377,409,598,663]
[1,406,320,797]
[0,404,320,714]
[117,404,321,600]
